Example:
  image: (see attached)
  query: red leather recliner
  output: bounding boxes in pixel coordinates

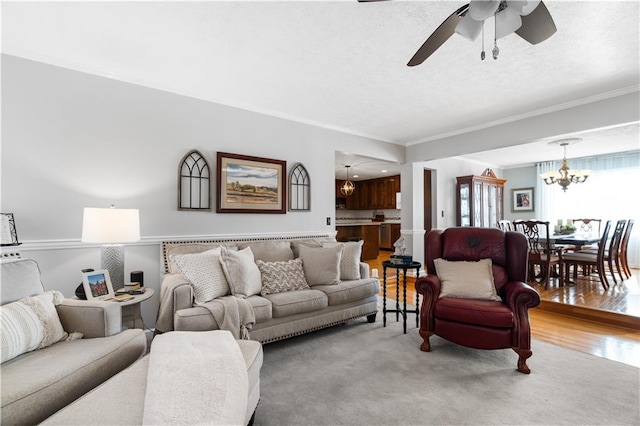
[415,227,541,374]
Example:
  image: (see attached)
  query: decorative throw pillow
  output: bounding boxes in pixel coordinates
[298,244,343,286]
[257,259,310,296]
[171,248,230,304]
[238,241,294,262]
[220,247,263,298]
[323,241,363,280]
[434,258,501,301]
[1,291,69,363]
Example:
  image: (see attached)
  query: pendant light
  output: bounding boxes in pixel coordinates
[340,165,355,196]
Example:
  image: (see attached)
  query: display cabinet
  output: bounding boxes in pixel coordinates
[456,170,506,228]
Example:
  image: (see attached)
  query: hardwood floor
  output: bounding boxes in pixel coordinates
[367,251,640,368]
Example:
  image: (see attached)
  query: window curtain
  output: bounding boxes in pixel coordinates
[536,150,640,268]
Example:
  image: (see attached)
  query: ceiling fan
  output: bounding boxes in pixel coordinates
[359,0,557,66]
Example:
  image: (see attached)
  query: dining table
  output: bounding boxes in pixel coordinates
[550,234,601,251]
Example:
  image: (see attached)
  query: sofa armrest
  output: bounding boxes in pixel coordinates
[414,275,441,332]
[56,299,122,338]
[501,281,541,350]
[359,262,370,279]
[155,274,193,333]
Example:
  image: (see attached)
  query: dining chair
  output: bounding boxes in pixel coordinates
[619,219,634,280]
[565,218,602,252]
[606,219,628,284]
[498,219,514,232]
[513,220,563,289]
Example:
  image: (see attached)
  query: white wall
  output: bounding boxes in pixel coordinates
[1,55,404,327]
[503,166,538,221]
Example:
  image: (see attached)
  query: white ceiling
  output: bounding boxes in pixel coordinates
[2,1,639,178]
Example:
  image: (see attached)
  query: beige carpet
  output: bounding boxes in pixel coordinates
[255,305,639,425]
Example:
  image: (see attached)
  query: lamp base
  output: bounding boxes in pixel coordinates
[101,244,125,290]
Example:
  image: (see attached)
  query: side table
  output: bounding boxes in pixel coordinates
[116,288,154,330]
[382,260,421,334]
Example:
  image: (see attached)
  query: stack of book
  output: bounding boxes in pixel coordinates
[390,255,413,265]
[115,282,144,295]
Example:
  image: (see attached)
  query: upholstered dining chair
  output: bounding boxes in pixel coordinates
[561,220,612,290]
[513,220,563,289]
[619,219,634,280]
[415,227,540,374]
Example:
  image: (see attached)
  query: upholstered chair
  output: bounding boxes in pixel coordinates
[415,227,541,374]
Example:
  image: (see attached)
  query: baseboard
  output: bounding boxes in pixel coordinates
[537,299,640,330]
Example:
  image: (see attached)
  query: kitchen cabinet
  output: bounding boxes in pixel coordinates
[456,171,506,228]
[335,224,380,260]
[335,175,400,210]
[379,223,401,250]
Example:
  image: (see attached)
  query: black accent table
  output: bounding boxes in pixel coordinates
[382,260,422,334]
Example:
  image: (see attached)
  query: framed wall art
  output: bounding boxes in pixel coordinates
[511,187,534,212]
[216,152,286,214]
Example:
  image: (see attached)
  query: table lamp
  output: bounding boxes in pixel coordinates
[81,206,140,290]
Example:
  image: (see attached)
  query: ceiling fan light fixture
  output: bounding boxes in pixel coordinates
[469,0,500,21]
[495,8,523,39]
[519,0,541,16]
[455,13,483,41]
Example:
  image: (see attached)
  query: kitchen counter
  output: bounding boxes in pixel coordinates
[336,222,381,226]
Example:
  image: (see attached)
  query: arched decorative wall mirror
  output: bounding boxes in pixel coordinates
[178,149,211,211]
[289,163,310,211]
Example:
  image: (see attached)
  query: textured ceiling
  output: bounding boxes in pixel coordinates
[2,0,639,177]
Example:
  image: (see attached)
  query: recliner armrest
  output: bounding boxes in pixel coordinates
[56,299,122,338]
[501,281,541,311]
[415,275,441,332]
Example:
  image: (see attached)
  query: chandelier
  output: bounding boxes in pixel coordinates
[540,138,591,192]
[340,165,355,196]
[455,0,545,60]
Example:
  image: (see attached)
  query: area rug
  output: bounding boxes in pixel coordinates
[255,303,639,425]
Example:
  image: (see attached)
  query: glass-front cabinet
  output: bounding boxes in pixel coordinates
[456,172,506,228]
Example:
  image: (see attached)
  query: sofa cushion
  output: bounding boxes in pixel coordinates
[238,241,294,262]
[323,241,363,280]
[263,289,328,318]
[257,259,309,296]
[220,247,263,298]
[290,237,337,258]
[1,328,146,425]
[171,248,230,304]
[434,258,501,302]
[313,278,380,306]
[298,245,343,286]
[1,291,69,363]
[245,295,273,323]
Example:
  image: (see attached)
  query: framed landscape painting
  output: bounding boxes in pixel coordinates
[216,152,286,214]
[511,187,534,212]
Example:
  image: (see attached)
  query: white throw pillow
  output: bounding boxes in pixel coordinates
[434,258,501,301]
[220,247,263,298]
[257,259,310,296]
[323,241,362,280]
[171,248,230,304]
[1,290,69,363]
[298,245,343,286]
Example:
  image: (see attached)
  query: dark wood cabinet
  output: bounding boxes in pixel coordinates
[335,175,400,210]
[456,173,506,228]
[335,224,380,260]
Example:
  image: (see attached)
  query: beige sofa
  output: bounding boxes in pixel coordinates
[0,258,147,425]
[43,330,263,426]
[155,234,380,343]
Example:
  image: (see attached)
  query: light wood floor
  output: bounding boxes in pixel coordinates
[367,251,640,368]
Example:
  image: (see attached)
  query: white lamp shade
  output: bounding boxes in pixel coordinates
[469,0,500,21]
[495,8,523,39]
[82,207,140,243]
[456,13,483,41]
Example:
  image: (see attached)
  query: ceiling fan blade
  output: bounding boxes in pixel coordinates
[407,4,469,67]
[357,0,390,2]
[515,1,557,44]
